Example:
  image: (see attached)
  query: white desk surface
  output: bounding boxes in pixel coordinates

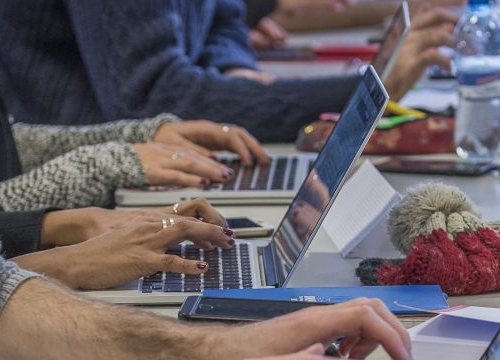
[138,29,498,360]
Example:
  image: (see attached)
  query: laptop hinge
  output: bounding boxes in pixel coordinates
[261,244,278,287]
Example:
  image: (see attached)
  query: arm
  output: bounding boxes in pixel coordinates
[0,209,55,259]
[0,272,411,360]
[13,113,179,171]
[0,142,147,212]
[199,0,257,72]
[64,0,360,142]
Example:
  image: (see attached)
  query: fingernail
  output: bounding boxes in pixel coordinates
[228,239,235,246]
[223,228,234,236]
[222,169,234,179]
[197,261,208,270]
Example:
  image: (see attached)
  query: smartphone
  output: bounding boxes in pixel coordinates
[376,158,498,177]
[178,296,328,322]
[226,217,274,238]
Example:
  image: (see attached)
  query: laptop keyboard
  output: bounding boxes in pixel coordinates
[140,243,254,293]
[217,156,299,191]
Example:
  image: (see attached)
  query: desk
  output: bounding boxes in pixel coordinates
[132,142,499,360]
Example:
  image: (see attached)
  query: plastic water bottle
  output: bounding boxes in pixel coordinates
[454,0,500,160]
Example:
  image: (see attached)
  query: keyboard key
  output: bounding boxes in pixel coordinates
[271,158,287,190]
[287,158,298,190]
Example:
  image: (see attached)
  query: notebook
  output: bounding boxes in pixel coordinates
[83,66,389,305]
[113,2,409,208]
[203,284,449,315]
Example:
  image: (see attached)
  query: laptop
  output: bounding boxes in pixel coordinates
[85,66,389,304]
[114,2,408,208]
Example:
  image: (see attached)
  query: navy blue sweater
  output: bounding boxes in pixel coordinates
[0,0,360,142]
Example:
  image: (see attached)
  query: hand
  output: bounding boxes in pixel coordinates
[384,5,458,101]
[225,68,277,84]
[33,216,236,289]
[247,344,326,360]
[250,17,288,50]
[132,142,236,187]
[41,199,227,247]
[229,298,411,360]
[153,120,270,166]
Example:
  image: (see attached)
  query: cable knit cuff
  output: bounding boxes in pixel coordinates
[0,259,39,316]
[120,112,182,143]
[0,142,148,211]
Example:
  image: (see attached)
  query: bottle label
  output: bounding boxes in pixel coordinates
[458,72,500,99]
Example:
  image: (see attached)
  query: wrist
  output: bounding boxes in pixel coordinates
[41,208,95,247]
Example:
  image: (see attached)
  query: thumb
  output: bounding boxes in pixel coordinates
[303,343,325,356]
[159,254,209,275]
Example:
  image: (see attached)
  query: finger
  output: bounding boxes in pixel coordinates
[348,338,382,360]
[341,306,410,360]
[412,24,454,51]
[165,153,234,183]
[418,48,452,71]
[258,17,288,42]
[225,129,255,166]
[250,30,274,50]
[177,198,228,227]
[234,127,271,165]
[150,169,209,188]
[158,254,209,275]
[159,220,235,249]
[302,343,326,356]
[412,7,458,30]
[168,137,213,158]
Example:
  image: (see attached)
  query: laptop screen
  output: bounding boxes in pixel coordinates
[370,0,410,81]
[271,66,388,286]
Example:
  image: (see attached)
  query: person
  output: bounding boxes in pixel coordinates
[0,254,412,359]
[2,199,240,290]
[0,98,268,211]
[0,0,424,143]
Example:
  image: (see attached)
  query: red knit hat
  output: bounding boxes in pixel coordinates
[356,184,500,296]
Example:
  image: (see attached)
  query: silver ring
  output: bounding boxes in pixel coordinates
[222,125,230,133]
[171,151,186,160]
[172,202,179,215]
[162,218,175,229]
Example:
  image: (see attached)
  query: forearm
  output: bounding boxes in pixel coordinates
[13,113,179,171]
[0,278,232,360]
[0,142,148,212]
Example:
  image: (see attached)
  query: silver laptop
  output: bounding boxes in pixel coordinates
[85,66,389,304]
[369,0,410,82]
[114,2,408,208]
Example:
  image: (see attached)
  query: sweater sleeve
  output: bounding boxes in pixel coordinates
[13,113,179,172]
[0,142,148,212]
[0,209,53,259]
[0,257,39,316]
[199,0,257,71]
[63,0,361,142]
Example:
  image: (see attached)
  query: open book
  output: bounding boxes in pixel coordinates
[321,160,402,258]
[407,306,500,360]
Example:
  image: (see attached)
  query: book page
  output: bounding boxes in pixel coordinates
[321,160,401,257]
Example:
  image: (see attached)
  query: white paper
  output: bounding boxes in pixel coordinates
[321,160,401,258]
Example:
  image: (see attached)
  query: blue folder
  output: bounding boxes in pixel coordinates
[203,285,448,314]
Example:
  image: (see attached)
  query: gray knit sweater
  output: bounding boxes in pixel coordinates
[0,255,39,316]
[0,113,179,211]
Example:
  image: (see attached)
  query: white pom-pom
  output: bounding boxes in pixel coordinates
[388,183,478,254]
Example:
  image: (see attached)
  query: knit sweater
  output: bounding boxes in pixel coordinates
[0,256,39,316]
[0,0,360,143]
[0,113,179,212]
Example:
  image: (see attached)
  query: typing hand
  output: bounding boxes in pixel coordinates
[132,142,235,187]
[384,5,458,101]
[278,0,354,16]
[59,216,235,289]
[246,344,326,360]
[41,199,227,247]
[250,17,288,50]
[224,68,277,85]
[153,120,270,166]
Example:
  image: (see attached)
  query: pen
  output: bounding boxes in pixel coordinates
[377,115,417,130]
[387,100,427,119]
